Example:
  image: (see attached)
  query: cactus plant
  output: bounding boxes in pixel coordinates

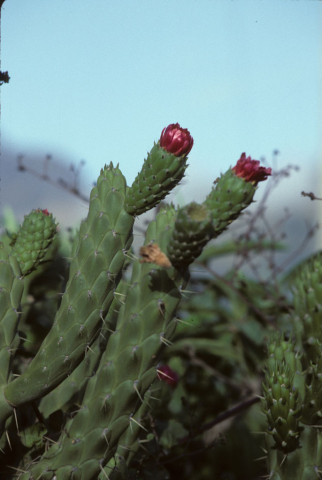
[0,124,278,479]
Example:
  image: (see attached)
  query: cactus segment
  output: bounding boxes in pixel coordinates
[0,244,24,387]
[99,389,152,480]
[26,205,190,479]
[38,280,129,418]
[11,209,58,276]
[262,361,302,453]
[124,143,188,215]
[0,164,134,426]
[302,354,322,426]
[291,252,322,363]
[167,202,214,267]
[203,169,256,238]
[262,334,304,454]
[265,425,322,480]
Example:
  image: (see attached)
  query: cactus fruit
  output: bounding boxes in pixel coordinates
[124,124,193,215]
[11,209,57,276]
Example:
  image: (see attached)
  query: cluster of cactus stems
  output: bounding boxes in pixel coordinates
[0,122,295,479]
[261,253,322,479]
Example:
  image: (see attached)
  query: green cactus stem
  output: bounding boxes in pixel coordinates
[0,243,24,387]
[0,163,136,431]
[99,389,152,480]
[167,202,214,268]
[204,169,257,238]
[265,425,322,480]
[291,252,322,364]
[204,152,271,239]
[24,205,191,480]
[124,124,193,215]
[262,361,302,454]
[11,209,58,276]
[302,353,322,426]
[38,280,129,419]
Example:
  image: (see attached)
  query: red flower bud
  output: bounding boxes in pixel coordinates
[232,153,272,185]
[160,123,194,157]
[41,209,50,216]
[157,364,179,388]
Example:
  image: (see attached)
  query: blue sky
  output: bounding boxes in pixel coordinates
[2,0,321,207]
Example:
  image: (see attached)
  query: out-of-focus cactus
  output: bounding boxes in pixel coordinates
[0,124,275,479]
[262,252,322,480]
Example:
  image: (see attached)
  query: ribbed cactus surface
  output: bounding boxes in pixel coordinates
[23,205,191,479]
[124,143,188,215]
[0,164,135,428]
[0,244,24,387]
[204,169,257,238]
[167,202,213,267]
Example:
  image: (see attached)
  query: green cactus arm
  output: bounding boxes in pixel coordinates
[203,169,257,238]
[301,347,322,426]
[265,426,322,480]
[262,334,304,455]
[38,279,129,418]
[0,164,136,431]
[124,122,193,216]
[25,205,191,479]
[289,252,322,364]
[262,334,322,480]
[124,143,189,216]
[11,209,58,276]
[0,243,24,387]
[167,202,214,268]
[99,389,152,480]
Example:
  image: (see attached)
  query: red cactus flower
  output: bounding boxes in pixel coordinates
[157,364,179,388]
[160,123,194,157]
[232,153,272,185]
[42,209,50,216]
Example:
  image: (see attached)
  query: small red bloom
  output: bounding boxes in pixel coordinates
[160,123,194,157]
[157,364,179,388]
[232,153,272,185]
[41,209,50,216]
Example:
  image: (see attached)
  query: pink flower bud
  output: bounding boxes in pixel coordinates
[157,364,179,388]
[160,123,194,157]
[232,153,272,185]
